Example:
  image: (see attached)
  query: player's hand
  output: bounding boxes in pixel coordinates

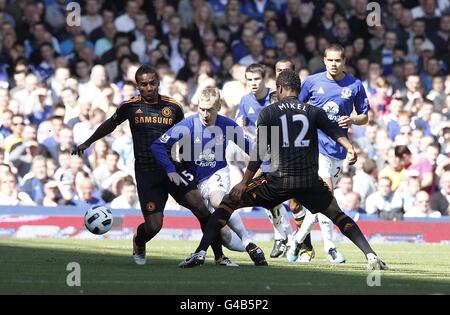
[167,172,182,186]
[338,116,352,128]
[72,142,90,156]
[346,148,357,165]
[230,181,247,202]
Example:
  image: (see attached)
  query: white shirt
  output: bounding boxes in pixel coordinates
[114,13,136,33]
[110,195,140,209]
[411,6,441,19]
[404,209,441,218]
[255,0,267,13]
[80,15,103,35]
[131,38,160,63]
[238,54,263,67]
[365,191,403,215]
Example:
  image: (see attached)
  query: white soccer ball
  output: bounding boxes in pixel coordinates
[84,205,114,235]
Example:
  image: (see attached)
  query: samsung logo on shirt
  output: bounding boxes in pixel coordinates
[135,116,174,125]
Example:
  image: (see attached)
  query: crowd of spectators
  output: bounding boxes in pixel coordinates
[0,0,449,219]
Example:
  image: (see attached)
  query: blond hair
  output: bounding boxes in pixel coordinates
[199,87,220,107]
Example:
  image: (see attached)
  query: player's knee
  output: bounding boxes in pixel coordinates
[334,214,355,233]
[289,199,303,214]
[209,191,225,209]
[210,198,222,209]
[182,190,210,218]
[321,198,342,221]
[220,227,231,244]
[143,215,163,234]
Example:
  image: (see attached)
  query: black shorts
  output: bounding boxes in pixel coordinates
[242,175,333,213]
[135,168,197,214]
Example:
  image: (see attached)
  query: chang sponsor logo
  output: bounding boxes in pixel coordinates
[322,101,340,121]
[195,149,217,168]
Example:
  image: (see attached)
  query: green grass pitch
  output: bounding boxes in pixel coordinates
[0,238,449,295]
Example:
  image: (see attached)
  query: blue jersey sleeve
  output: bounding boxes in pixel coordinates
[299,79,311,103]
[235,98,248,125]
[354,80,370,115]
[230,120,255,155]
[151,119,191,174]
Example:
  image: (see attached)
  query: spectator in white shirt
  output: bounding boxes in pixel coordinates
[404,190,442,218]
[131,23,160,63]
[238,38,264,66]
[114,0,139,33]
[365,177,403,219]
[0,173,35,206]
[81,0,103,36]
[110,177,140,209]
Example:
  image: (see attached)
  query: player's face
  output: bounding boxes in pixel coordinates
[245,72,264,94]
[275,61,293,79]
[136,73,159,101]
[198,99,220,126]
[324,50,345,78]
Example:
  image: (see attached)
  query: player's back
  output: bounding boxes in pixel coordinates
[258,96,337,188]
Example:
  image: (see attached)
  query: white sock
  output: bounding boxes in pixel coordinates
[279,204,294,239]
[228,211,253,248]
[294,210,318,244]
[222,228,245,252]
[267,205,286,240]
[318,213,336,252]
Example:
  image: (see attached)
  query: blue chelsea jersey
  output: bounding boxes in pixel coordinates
[299,72,370,160]
[151,114,253,182]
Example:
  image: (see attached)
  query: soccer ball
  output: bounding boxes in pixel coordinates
[84,205,113,235]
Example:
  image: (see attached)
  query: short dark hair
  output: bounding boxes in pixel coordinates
[394,145,411,157]
[245,63,266,78]
[135,65,158,83]
[275,58,295,70]
[324,43,345,59]
[276,69,300,91]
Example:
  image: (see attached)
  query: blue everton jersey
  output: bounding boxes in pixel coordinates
[235,90,272,135]
[299,72,370,160]
[151,114,253,182]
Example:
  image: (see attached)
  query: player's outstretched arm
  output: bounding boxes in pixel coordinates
[72,118,117,156]
[337,114,368,128]
[335,136,357,165]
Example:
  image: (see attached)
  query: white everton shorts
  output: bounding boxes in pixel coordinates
[197,166,230,207]
[318,153,344,188]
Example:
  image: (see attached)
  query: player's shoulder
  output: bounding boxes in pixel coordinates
[240,92,255,103]
[217,114,237,126]
[122,95,141,105]
[304,71,326,83]
[344,73,362,85]
[160,94,183,111]
[183,113,198,123]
